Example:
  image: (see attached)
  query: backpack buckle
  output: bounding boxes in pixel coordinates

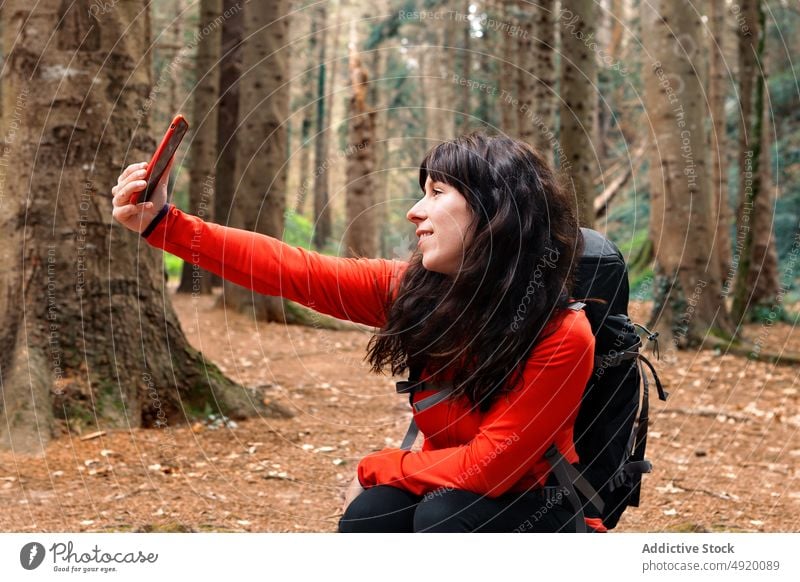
[634,323,661,360]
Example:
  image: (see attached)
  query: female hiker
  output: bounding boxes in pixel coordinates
[111,132,596,533]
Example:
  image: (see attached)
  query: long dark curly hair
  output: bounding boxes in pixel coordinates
[366,132,583,412]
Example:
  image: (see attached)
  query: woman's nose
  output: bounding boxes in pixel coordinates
[406,198,426,223]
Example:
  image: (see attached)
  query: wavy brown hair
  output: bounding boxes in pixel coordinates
[366,132,583,412]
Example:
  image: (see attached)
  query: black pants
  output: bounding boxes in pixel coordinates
[338,485,578,533]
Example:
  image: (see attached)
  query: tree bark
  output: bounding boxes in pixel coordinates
[559,0,598,227]
[708,0,733,289]
[731,0,769,321]
[748,92,780,309]
[178,0,222,295]
[221,1,290,322]
[0,0,283,454]
[212,0,243,288]
[643,0,735,352]
[312,2,332,251]
[516,0,535,144]
[294,6,319,217]
[458,0,472,133]
[499,0,517,135]
[532,0,557,165]
[345,44,378,258]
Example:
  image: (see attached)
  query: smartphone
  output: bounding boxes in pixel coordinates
[133,114,189,204]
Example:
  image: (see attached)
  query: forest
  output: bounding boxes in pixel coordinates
[0,0,798,534]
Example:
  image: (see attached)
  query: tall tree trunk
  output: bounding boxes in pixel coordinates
[532,0,557,164]
[421,24,454,144]
[178,0,222,295]
[368,48,391,257]
[516,0,535,144]
[732,0,771,322]
[644,0,734,351]
[709,0,733,290]
[747,8,780,308]
[167,0,185,129]
[221,1,290,321]
[313,2,332,251]
[499,0,517,135]
[345,44,377,258]
[749,94,779,309]
[559,0,598,227]
[294,7,319,216]
[608,0,624,61]
[458,0,472,133]
[0,0,273,454]
[212,0,243,288]
[442,3,458,139]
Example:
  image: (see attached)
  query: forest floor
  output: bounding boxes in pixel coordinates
[1,290,798,533]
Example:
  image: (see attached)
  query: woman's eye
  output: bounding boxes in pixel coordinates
[433,189,443,196]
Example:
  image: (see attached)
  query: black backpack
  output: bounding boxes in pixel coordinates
[543,228,668,532]
[395,228,667,532]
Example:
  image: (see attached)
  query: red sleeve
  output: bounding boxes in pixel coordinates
[143,204,407,327]
[356,310,595,497]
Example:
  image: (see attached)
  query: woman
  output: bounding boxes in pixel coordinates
[111,132,596,533]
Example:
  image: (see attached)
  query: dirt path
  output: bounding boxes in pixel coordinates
[1,292,797,532]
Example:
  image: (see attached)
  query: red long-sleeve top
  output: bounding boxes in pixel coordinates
[143,205,596,498]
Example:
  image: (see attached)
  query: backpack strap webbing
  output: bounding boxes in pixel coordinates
[544,445,606,533]
[397,363,455,451]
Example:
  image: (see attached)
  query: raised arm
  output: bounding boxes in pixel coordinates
[143,204,408,327]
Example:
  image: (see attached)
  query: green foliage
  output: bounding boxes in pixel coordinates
[164,253,183,282]
[748,303,796,325]
[283,209,314,249]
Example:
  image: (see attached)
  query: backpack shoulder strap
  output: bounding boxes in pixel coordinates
[397,362,455,451]
[544,444,606,533]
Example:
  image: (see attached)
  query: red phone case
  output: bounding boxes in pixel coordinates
[132,114,189,204]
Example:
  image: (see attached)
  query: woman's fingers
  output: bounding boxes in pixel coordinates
[119,161,147,184]
[112,203,140,223]
[114,179,147,207]
[113,167,147,202]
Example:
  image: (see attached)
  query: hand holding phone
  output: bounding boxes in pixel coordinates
[111,114,189,235]
[133,114,189,205]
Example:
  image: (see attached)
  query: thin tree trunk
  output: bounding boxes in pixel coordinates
[499,0,517,134]
[222,0,290,321]
[313,2,332,251]
[212,0,243,288]
[442,2,458,139]
[368,48,390,257]
[178,0,222,295]
[709,0,733,289]
[644,0,734,352]
[295,7,319,216]
[167,0,185,129]
[0,0,278,454]
[731,0,769,321]
[559,0,598,227]
[609,0,624,60]
[532,0,556,164]
[345,43,377,258]
[516,0,535,144]
[749,94,779,309]
[458,0,472,133]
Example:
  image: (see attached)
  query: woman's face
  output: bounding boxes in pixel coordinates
[406,176,474,276]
